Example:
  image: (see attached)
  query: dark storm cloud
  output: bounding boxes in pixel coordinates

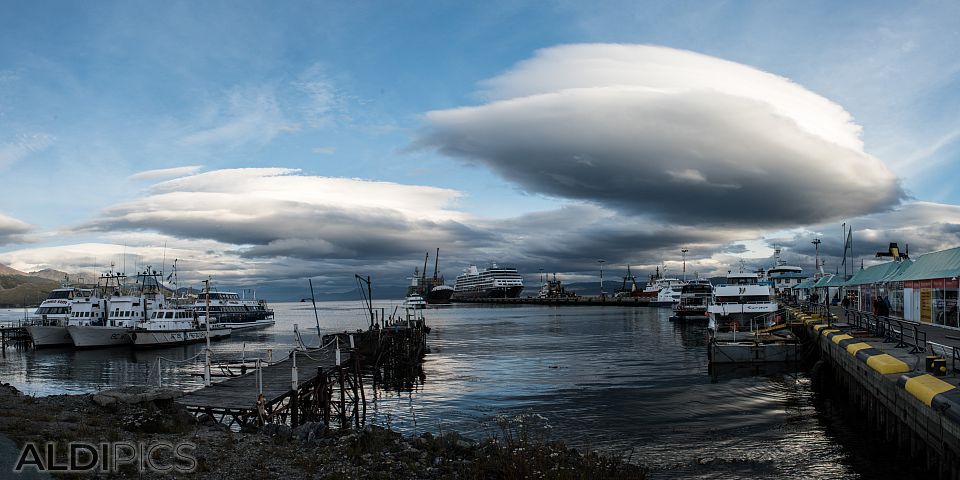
[770,202,960,273]
[417,44,905,228]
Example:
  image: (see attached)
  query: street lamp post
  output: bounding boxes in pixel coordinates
[598,259,605,297]
[681,248,689,282]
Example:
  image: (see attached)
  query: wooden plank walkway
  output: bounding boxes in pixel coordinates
[177,347,339,411]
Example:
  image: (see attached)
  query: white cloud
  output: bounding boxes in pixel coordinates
[128,165,202,181]
[312,146,336,155]
[77,168,482,261]
[180,86,300,147]
[417,44,905,227]
[0,133,54,170]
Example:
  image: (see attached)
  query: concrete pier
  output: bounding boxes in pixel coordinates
[793,304,960,478]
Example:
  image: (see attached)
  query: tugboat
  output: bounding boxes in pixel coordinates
[537,272,576,298]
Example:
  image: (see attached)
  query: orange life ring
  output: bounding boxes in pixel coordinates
[728,321,740,331]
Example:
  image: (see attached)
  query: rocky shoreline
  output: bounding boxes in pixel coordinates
[0,384,646,479]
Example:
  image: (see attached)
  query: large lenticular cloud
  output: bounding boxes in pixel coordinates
[417,44,905,227]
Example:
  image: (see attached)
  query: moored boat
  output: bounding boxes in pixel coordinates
[672,279,713,319]
[66,270,167,348]
[26,286,79,348]
[707,270,780,333]
[187,286,274,331]
[130,307,231,348]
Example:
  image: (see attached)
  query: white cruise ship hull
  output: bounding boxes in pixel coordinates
[66,326,133,348]
[26,325,73,348]
[131,328,231,348]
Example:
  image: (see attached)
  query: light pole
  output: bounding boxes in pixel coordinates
[681,248,689,282]
[812,238,822,277]
[598,259,605,297]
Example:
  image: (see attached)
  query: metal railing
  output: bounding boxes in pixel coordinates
[839,306,926,354]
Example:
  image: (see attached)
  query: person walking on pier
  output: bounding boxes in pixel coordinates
[841,295,850,316]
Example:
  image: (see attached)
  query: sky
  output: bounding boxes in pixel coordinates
[1,1,960,296]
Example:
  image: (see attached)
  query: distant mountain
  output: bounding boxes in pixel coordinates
[0,273,59,307]
[28,268,72,283]
[0,263,26,276]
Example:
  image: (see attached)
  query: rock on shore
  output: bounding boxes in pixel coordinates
[0,383,646,479]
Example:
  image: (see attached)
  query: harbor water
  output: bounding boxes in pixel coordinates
[0,302,914,478]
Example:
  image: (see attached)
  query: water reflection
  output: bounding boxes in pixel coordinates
[0,303,916,478]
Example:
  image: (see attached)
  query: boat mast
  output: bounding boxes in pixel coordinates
[433,248,440,282]
[422,252,429,293]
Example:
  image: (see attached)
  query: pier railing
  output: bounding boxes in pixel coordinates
[837,305,927,354]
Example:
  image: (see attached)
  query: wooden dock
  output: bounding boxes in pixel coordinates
[176,346,364,430]
[0,321,30,352]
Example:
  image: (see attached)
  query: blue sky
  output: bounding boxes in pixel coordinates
[1,1,959,292]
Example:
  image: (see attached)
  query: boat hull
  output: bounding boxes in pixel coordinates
[131,328,232,348]
[216,319,275,331]
[26,325,73,348]
[425,287,454,304]
[452,286,524,300]
[66,326,133,348]
[708,303,780,332]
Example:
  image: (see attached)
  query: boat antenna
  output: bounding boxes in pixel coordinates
[308,278,322,341]
[161,241,167,282]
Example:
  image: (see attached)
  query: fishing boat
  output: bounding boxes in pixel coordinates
[649,277,686,307]
[66,270,168,348]
[672,279,713,319]
[25,285,79,348]
[707,270,779,332]
[129,307,230,348]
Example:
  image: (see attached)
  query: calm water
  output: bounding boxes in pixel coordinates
[0,302,911,478]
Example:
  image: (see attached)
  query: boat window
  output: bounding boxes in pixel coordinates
[165,312,174,319]
[151,312,157,319]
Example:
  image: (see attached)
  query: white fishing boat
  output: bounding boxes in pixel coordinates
[649,277,686,307]
[26,286,79,348]
[66,270,167,348]
[130,307,230,348]
[707,270,780,333]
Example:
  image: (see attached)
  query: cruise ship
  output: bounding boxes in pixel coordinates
[451,264,524,300]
